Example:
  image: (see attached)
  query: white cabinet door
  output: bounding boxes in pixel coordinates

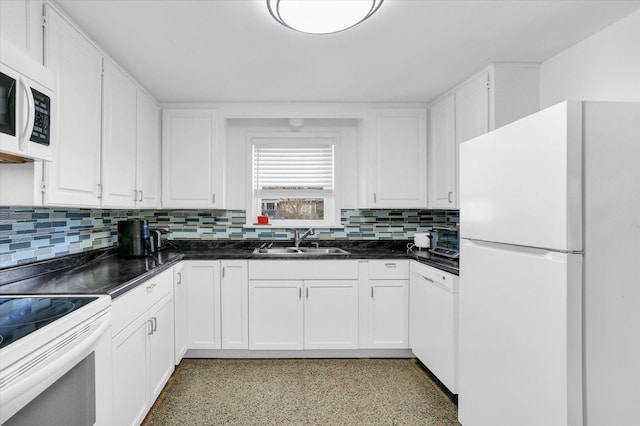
[101,59,137,208]
[221,260,249,349]
[135,89,161,208]
[249,280,304,350]
[148,293,175,403]
[367,279,409,348]
[162,109,223,208]
[173,262,187,364]
[455,72,490,144]
[43,6,102,207]
[0,0,44,63]
[304,280,358,350]
[185,261,221,349]
[369,108,427,208]
[112,313,150,426]
[428,94,458,209]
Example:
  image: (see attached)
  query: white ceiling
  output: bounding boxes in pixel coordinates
[55,0,640,104]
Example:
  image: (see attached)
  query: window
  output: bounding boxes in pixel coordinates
[249,134,338,227]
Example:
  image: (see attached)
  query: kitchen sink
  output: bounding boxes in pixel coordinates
[252,247,351,256]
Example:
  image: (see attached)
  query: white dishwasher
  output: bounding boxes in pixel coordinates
[409,261,459,393]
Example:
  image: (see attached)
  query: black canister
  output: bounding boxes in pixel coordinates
[117,220,151,257]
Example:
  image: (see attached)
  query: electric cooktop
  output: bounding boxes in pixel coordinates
[0,296,98,349]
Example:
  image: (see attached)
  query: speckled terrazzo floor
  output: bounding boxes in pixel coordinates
[142,358,460,426]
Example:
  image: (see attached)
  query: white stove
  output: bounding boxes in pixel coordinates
[0,295,112,425]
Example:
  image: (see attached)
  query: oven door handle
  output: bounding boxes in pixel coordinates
[18,77,35,152]
[0,311,112,423]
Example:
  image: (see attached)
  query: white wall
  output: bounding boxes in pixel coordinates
[540,10,640,108]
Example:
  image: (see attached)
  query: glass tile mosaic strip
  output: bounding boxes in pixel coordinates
[0,207,458,269]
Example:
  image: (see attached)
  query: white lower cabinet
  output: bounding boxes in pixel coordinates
[112,311,149,426]
[173,262,187,364]
[249,280,304,350]
[184,261,221,349]
[304,280,358,350]
[148,294,175,401]
[248,260,359,350]
[410,261,459,393]
[221,260,249,349]
[365,260,409,349]
[111,268,174,426]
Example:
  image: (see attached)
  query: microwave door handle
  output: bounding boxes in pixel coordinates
[18,77,35,152]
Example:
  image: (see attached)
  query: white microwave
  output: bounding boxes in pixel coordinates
[0,39,55,162]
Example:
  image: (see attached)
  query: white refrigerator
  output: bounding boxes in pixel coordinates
[458,101,640,426]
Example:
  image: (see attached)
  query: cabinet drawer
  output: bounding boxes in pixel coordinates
[249,260,359,280]
[410,261,458,292]
[112,269,173,335]
[368,260,409,279]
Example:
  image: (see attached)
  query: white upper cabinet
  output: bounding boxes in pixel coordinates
[102,62,160,209]
[162,109,224,209]
[101,59,137,208]
[0,0,44,63]
[428,94,457,209]
[428,63,539,209]
[135,89,161,208]
[42,4,160,208]
[455,72,490,144]
[43,5,102,207]
[367,108,428,208]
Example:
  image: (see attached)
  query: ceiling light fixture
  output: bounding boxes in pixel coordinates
[267,0,384,35]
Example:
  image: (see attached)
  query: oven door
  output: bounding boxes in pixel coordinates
[0,305,113,426]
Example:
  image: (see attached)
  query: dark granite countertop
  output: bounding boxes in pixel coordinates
[0,240,458,299]
[0,249,183,298]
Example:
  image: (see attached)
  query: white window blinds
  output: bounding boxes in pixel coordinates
[253,143,334,195]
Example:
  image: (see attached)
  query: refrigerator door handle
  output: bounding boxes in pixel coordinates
[463,238,583,256]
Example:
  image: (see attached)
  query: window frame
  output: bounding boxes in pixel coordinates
[246,132,341,228]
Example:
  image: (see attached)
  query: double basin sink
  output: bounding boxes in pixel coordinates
[252,247,351,256]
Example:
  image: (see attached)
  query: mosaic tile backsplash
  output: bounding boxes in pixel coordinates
[0,207,459,269]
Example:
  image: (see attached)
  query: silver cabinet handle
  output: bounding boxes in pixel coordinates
[222,267,225,279]
[448,191,453,203]
[152,317,157,333]
[148,319,154,335]
[299,287,302,300]
[212,193,216,204]
[139,190,143,201]
[306,287,309,300]
[146,283,157,292]
[97,184,103,199]
[384,263,397,268]
[371,286,374,299]
[373,193,377,203]
[132,189,138,201]
[176,271,182,285]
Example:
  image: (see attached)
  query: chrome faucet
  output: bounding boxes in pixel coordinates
[293,228,315,248]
